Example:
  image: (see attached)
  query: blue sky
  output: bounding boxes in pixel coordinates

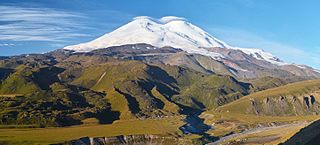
[0,0,319,69]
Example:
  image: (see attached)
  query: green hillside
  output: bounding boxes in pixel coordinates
[71,60,250,118]
[216,79,320,116]
[0,55,251,128]
[0,64,118,127]
[0,65,43,96]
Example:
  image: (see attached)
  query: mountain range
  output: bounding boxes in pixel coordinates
[63,16,320,80]
[0,16,320,144]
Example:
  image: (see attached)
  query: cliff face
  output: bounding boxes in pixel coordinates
[62,135,192,145]
[247,93,320,116]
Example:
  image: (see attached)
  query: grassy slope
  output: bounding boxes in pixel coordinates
[216,79,320,114]
[0,65,43,96]
[0,61,187,144]
[0,116,184,144]
[72,60,151,90]
[72,61,179,117]
[246,76,288,92]
[201,79,320,140]
[151,87,180,114]
[73,60,249,114]
[0,64,121,127]
[219,122,309,145]
[201,109,320,143]
[179,75,248,109]
[159,65,249,109]
[107,89,135,120]
[173,75,249,109]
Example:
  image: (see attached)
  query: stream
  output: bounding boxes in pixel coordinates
[178,109,218,143]
[179,112,212,135]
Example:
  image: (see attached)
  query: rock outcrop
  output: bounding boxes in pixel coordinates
[62,134,191,145]
[247,94,320,116]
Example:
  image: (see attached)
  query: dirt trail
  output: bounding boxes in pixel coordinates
[96,72,106,84]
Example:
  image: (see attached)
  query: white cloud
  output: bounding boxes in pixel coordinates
[0,43,15,46]
[0,5,90,42]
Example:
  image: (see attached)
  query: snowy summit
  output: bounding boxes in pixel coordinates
[63,16,285,65]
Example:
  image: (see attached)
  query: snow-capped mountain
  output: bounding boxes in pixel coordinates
[63,16,285,65]
[64,16,229,59]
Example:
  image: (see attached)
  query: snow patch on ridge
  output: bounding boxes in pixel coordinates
[231,47,287,65]
[293,64,320,73]
[294,64,307,69]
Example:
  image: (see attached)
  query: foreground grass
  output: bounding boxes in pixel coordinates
[205,112,320,125]
[0,125,40,129]
[201,111,320,144]
[202,111,320,136]
[0,116,185,144]
[220,122,308,145]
